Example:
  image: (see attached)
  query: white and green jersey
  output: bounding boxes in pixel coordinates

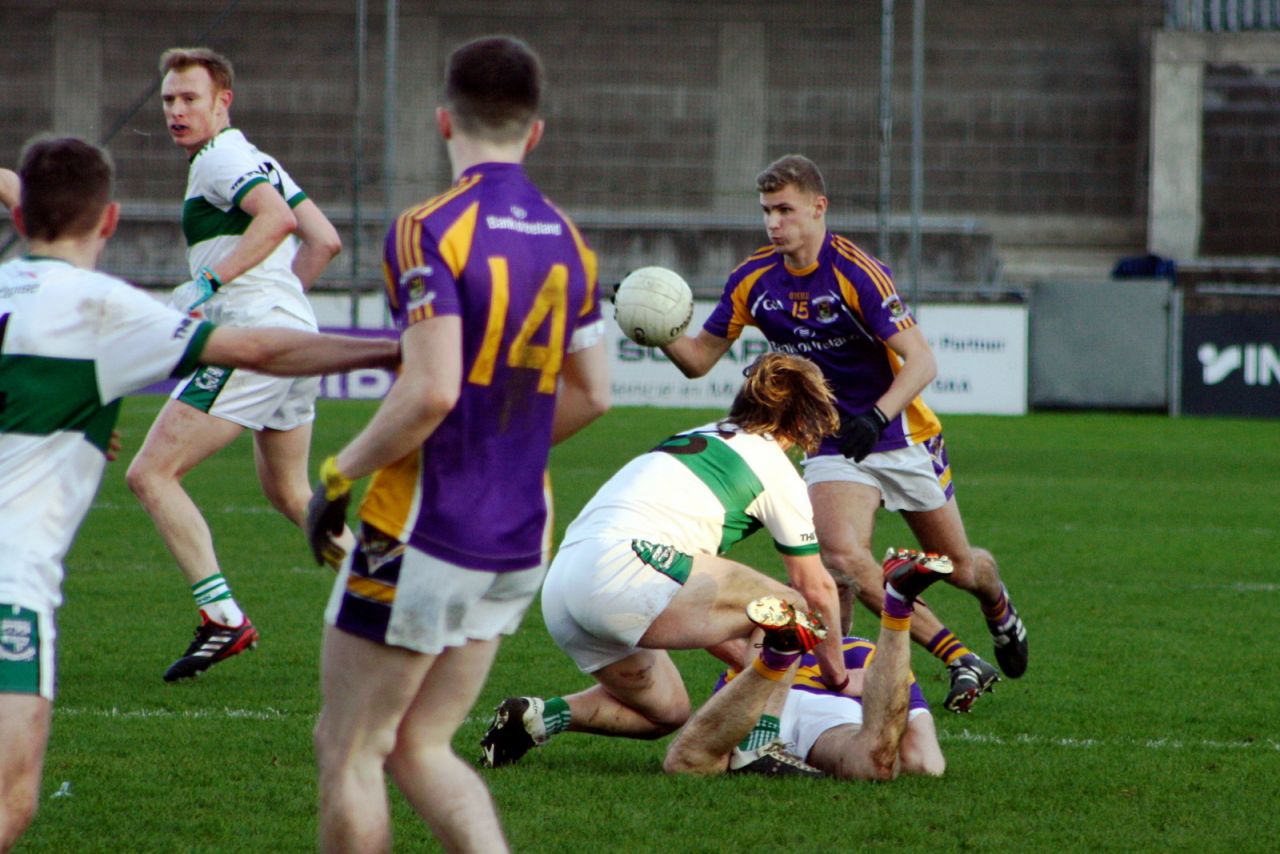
[183,127,315,325]
[0,257,213,613]
[559,422,820,558]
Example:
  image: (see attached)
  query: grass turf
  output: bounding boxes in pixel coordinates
[20,399,1280,852]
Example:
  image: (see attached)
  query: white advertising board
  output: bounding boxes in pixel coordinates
[608,301,1028,414]
[915,303,1028,415]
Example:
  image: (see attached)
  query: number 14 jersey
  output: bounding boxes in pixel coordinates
[363,162,603,572]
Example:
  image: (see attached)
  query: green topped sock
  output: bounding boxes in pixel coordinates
[542,696,572,736]
[738,714,781,752]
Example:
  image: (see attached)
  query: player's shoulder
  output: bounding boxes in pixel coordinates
[395,172,487,229]
[35,264,158,315]
[827,233,893,283]
[192,128,253,164]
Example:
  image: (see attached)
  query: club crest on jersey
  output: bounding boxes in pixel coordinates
[813,295,841,323]
[882,293,909,322]
[400,265,438,308]
[0,619,35,662]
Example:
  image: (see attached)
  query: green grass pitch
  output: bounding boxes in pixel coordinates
[21,399,1280,852]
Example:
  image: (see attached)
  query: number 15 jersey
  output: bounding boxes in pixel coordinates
[362,162,603,572]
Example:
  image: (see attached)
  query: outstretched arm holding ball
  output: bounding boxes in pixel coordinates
[613,264,733,376]
[662,328,734,379]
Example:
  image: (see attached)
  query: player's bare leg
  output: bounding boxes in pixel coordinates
[566,650,692,738]
[386,639,509,854]
[670,597,826,777]
[811,481,947,643]
[901,498,1000,604]
[126,400,244,587]
[813,481,1004,710]
[254,423,355,556]
[905,499,1028,680]
[662,597,827,778]
[0,695,50,853]
[898,712,946,776]
[663,655,795,775]
[639,554,804,649]
[316,628,509,854]
[808,550,949,779]
[129,401,264,680]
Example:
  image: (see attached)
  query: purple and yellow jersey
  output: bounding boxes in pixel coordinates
[717,636,930,715]
[360,162,602,571]
[703,233,942,455]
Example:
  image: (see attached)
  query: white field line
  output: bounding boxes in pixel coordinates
[940,728,1280,752]
[91,502,279,515]
[53,707,1280,752]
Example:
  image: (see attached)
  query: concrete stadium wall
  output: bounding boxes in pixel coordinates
[1,0,1171,289]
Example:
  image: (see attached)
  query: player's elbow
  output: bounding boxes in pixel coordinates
[419,379,461,419]
[272,208,299,242]
[581,382,611,423]
[314,228,342,262]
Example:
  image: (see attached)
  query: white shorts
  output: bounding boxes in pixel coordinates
[0,604,56,700]
[541,537,692,673]
[802,434,954,513]
[325,527,547,655]
[779,689,930,761]
[170,305,319,432]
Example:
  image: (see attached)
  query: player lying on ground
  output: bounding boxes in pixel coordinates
[481,352,849,768]
[0,138,398,854]
[664,548,948,780]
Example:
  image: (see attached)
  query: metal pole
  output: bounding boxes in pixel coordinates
[384,0,399,232]
[878,0,894,263]
[909,0,924,303]
[351,0,367,327]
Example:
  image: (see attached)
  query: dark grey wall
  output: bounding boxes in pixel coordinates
[1,0,1173,287]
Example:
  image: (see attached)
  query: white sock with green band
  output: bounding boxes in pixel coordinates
[738,714,781,752]
[192,573,244,628]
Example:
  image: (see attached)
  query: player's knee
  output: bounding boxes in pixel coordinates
[914,752,946,777]
[123,457,153,499]
[862,744,900,782]
[819,546,876,587]
[261,481,309,524]
[314,713,397,771]
[900,743,945,776]
[948,546,996,592]
[646,699,691,736]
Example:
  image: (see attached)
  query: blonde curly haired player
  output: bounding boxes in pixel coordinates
[482,352,852,775]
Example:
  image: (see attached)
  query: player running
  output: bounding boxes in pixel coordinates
[660,154,1027,713]
[126,47,345,681]
[0,138,397,852]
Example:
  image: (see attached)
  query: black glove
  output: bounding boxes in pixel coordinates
[838,406,889,462]
[305,455,353,569]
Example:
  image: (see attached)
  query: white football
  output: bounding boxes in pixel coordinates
[614,266,694,347]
